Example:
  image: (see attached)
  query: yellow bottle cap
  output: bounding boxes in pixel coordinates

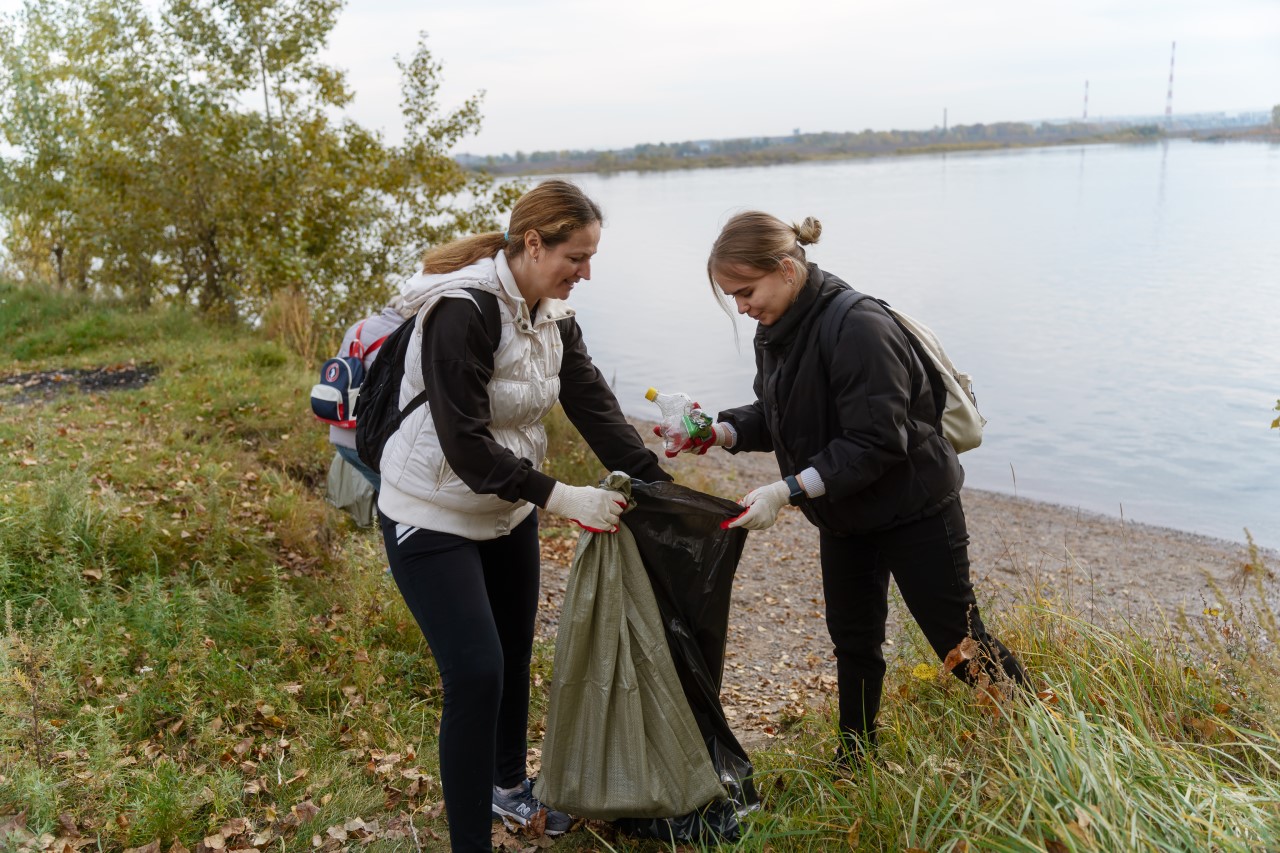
[644,387,659,401]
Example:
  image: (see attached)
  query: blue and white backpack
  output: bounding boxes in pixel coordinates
[310,321,389,428]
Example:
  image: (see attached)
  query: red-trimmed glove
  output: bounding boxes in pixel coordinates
[722,480,791,531]
[653,421,734,458]
[544,483,627,533]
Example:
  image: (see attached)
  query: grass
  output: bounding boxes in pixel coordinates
[1,280,1278,851]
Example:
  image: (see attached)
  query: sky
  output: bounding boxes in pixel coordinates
[2,0,1278,155]
[313,0,1280,155]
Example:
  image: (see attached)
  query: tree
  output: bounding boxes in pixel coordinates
[0,0,517,327]
[1272,104,1280,128]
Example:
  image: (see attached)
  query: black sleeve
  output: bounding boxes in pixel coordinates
[421,296,558,506]
[716,344,773,453]
[808,306,915,499]
[555,316,673,483]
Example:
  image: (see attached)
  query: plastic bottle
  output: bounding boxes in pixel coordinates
[645,387,713,455]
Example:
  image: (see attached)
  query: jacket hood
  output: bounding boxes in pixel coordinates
[399,257,504,321]
[399,253,575,328]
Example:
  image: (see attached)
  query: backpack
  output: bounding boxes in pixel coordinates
[310,321,390,428]
[354,290,502,474]
[819,288,985,453]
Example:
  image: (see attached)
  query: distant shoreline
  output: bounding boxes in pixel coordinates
[469,125,1280,179]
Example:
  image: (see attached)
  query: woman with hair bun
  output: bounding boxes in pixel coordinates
[674,210,1025,765]
[379,179,671,850]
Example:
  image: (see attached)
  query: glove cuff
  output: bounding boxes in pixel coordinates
[543,482,570,516]
[712,422,737,448]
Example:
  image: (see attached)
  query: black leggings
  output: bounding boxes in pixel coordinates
[820,497,1025,748]
[380,511,540,853]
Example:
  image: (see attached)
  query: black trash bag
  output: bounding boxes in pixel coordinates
[611,479,759,844]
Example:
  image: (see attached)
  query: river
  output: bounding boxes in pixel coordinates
[543,140,1280,549]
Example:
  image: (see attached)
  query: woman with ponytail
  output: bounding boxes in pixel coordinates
[674,210,1025,766]
[378,179,671,850]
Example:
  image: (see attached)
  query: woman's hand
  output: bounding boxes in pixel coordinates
[653,422,735,458]
[723,480,792,530]
[544,483,627,533]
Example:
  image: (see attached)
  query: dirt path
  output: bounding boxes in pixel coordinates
[537,437,1275,747]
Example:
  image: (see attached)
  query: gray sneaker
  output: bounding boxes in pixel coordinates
[492,779,573,836]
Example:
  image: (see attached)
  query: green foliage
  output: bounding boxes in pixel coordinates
[0,0,516,328]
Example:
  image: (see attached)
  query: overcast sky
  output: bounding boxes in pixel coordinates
[319,0,1280,155]
[5,0,1279,155]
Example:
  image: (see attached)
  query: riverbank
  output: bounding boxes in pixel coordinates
[536,432,1278,743]
[4,283,1277,849]
[467,123,1279,179]
[467,123,1170,178]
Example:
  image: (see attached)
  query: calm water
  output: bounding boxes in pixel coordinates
[549,141,1280,549]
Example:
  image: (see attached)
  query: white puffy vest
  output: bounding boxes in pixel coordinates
[377,254,573,539]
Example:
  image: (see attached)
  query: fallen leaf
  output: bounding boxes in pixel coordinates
[1045,840,1069,853]
[123,842,161,853]
[490,825,523,851]
[1185,716,1219,738]
[943,637,980,672]
[845,817,862,849]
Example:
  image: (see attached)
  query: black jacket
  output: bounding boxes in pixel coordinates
[717,265,961,535]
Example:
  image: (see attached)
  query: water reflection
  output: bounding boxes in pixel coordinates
[561,142,1280,548]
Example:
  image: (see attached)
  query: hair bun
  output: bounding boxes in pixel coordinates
[794,216,822,246]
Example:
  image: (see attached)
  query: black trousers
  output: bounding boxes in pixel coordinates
[380,511,540,853]
[820,497,1025,748]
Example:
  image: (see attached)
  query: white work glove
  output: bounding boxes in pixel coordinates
[724,480,792,531]
[653,422,735,458]
[544,482,627,533]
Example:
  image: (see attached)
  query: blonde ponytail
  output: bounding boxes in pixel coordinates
[420,179,603,275]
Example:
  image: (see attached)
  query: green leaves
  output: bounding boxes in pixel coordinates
[0,0,511,329]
